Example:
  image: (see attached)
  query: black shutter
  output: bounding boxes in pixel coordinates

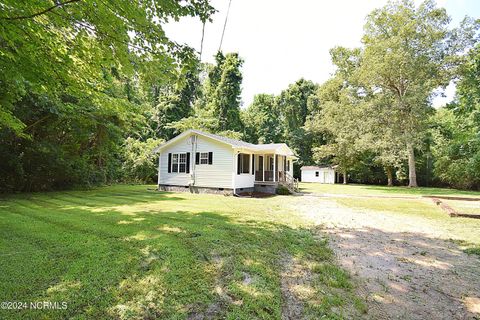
[284,157,287,171]
[237,154,241,175]
[208,152,213,165]
[251,154,255,175]
[186,152,190,173]
[195,152,200,165]
[168,153,172,173]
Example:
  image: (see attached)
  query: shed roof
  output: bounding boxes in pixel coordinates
[301,165,336,171]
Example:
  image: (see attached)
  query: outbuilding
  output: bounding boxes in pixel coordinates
[300,166,336,184]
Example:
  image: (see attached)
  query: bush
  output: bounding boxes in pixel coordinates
[276,185,291,195]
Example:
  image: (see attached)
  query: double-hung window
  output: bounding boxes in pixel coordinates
[200,152,209,164]
[179,153,186,173]
[172,154,179,173]
[171,153,187,173]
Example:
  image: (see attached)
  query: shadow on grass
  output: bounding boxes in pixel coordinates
[0,193,364,320]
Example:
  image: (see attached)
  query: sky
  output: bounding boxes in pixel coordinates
[164,0,480,108]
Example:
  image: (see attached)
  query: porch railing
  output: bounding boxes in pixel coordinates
[255,170,286,182]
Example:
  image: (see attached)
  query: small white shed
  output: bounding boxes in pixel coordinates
[301,166,336,184]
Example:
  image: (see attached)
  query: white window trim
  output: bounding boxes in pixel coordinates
[171,152,187,174]
[200,152,209,165]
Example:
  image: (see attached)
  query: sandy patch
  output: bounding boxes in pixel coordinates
[291,195,480,319]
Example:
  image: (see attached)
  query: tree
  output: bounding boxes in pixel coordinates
[277,79,318,176]
[431,45,480,189]
[0,1,215,191]
[242,94,282,144]
[306,77,368,184]
[205,52,244,132]
[0,0,214,136]
[357,0,478,187]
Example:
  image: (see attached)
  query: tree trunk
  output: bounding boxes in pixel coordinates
[386,167,393,187]
[407,143,418,187]
[343,170,347,185]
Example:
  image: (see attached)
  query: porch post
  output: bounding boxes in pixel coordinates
[273,153,276,182]
[263,154,265,182]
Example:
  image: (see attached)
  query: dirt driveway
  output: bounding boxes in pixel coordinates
[289,195,480,319]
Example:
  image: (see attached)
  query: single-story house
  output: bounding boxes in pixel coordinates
[300,165,336,184]
[153,129,298,194]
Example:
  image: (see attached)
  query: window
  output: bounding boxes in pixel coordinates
[315,171,319,177]
[179,153,186,173]
[171,153,187,173]
[238,153,250,174]
[287,160,290,172]
[200,152,209,164]
[269,157,274,170]
[172,154,179,173]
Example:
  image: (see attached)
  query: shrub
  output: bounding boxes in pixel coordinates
[276,185,291,195]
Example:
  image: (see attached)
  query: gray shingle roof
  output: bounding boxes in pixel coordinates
[154,129,297,157]
[190,129,257,148]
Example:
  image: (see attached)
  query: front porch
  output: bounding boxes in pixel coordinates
[253,154,291,183]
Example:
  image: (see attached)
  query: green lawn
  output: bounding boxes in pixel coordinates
[299,182,480,197]
[0,185,364,319]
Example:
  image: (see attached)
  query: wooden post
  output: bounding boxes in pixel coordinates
[273,153,276,182]
[263,154,265,182]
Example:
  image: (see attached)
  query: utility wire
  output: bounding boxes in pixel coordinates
[199,21,206,61]
[218,0,232,52]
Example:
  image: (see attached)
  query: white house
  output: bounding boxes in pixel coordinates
[153,129,298,194]
[301,166,336,184]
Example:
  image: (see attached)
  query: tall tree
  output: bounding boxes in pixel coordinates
[431,44,480,189]
[277,79,318,176]
[357,0,478,187]
[306,77,368,184]
[206,52,244,132]
[242,94,282,144]
[0,0,214,136]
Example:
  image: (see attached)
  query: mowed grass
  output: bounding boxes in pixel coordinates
[0,185,364,319]
[299,182,480,197]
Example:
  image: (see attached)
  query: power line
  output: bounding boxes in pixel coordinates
[199,20,206,61]
[218,0,232,52]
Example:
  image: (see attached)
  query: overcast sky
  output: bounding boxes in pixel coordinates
[165,0,480,108]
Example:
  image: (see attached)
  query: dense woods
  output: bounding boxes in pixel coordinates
[1,0,479,192]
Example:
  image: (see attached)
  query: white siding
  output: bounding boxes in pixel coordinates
[287,157,294,177]
[158,134,234,189]
[233,152,255,189]
[301,169,335,184]
[194,136,234,188]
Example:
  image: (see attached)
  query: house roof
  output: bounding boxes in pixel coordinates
[301,165,336,171]
[153,129,297,157]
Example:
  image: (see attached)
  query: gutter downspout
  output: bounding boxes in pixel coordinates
[190,135,197,187]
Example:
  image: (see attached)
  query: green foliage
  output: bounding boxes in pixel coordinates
[206,52,244,132]
[122,137,164,183]
[430,45,480,189]
[276,185,291,195]
[242,94,282,144]
[0,0,214,191]
[277,79,319,175]
[357,0,478,187]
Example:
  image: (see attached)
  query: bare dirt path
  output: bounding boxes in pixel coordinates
[289,195,480,319]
